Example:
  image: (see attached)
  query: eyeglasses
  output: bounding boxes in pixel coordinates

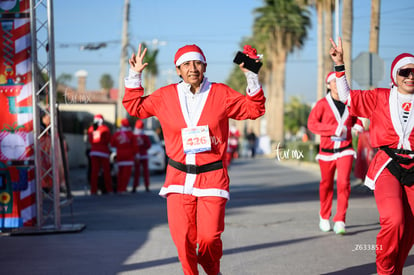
[398,68,414,78]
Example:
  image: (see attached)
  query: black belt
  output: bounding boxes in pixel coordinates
[380,146,414,186]
[168,159,223,174]
[321,144,352,153]
[380,146,414,156]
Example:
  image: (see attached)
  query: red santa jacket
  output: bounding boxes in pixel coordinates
[344,86,414,189]
[88,124,111,158]
[134,130,151,160]
[123,79,265,199]
[110,128,136,166]
[308,94,363,161]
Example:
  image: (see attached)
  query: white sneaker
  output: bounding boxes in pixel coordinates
[319,216,331,232]
[333,221,346,235]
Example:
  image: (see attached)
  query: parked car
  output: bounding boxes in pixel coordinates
[144,130,167,173]
[110,129,166,175]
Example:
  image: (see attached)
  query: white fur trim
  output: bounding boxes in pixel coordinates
[364,158,392,190]
[315,150,356,161]
[124,69,142,88]
[389,87,407,148]
[392,57,414,84]
[326,73,336,84]
[133,128,143,134]
[158,185,230,200]
[326,94,349,137]
[89,151,110,158]
[175,52,206,66]
[117,160,134,166]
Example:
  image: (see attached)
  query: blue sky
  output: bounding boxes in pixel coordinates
[54,0,414,104]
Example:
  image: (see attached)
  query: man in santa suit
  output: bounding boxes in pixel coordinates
[308,71,363,235]
[110,118,136,193]
[123,44,265,275]
[330,37,414,275]
[132,119,151,193]
[87,114,113,195]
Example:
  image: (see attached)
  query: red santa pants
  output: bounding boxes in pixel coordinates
[133,159,150,189]
[90,156,113,194]
[167,194,227,275]
[318,155,353,222]
[116,164,132,192]
[374,168,414,275]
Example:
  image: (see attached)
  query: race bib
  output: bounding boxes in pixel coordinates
[182,125,211,154]
[331,136,346,142]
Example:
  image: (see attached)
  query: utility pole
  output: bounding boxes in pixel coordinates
[117,0,130,126]
[369,0,380,54]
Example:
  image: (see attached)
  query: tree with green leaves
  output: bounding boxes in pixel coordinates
[253,0,311,144]
[57,73,72,86]
[284,95,311,137]
[141,42,159,94]
[100,73,114,99]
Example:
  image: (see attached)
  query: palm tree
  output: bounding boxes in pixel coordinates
[226,38,263,138]
[100,73,114,99]
[323,0,334,81]
[316,0,325,100]
[342,0,353,84]
[253,0,311,144]
[57,73,72,86]
[141,42,159,95]
[137,42,159,129]
[310,0,334,100]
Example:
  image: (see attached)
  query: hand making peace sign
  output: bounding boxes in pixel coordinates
[329,37,344,66]
[129,44,148,73]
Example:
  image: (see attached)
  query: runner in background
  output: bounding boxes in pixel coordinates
[308,71,363,235]
[87,114,113,195]
[132,119,151,193]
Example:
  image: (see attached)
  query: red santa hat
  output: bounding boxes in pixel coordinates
[174,44,206,67]
[325,71,336,85]
[93,114,104,124]
[121,118,130,127]
[135,119,144,129]
[391,53,414,86]
[94,114,103,120]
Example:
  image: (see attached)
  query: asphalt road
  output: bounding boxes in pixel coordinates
[1,157,414,275]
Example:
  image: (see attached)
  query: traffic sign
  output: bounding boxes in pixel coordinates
[352,52,385,88]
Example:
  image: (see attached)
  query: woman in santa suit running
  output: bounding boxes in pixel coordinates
[123,44,265,275]
[308,71,363,235]
[330,37,414,275]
